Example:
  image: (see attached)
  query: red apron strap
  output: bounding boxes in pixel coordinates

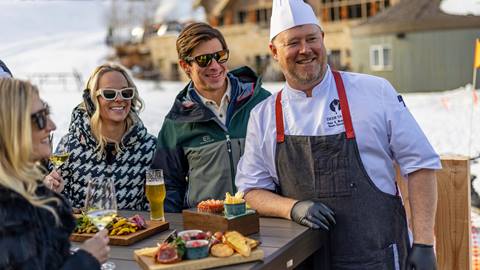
[332,70,355,139]
[275,90,285,143]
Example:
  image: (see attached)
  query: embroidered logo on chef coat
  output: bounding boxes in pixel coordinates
[329,99,341,113]
[326,98,344,128]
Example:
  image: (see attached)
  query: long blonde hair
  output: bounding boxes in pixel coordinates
[83,62,144,154]
[0,78,59,220]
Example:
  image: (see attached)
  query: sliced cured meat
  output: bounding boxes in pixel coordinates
[155,243,181,264]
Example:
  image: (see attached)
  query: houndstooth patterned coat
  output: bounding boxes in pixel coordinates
[59,105,157,211]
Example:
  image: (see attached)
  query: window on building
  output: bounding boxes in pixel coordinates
[171,63,179,81]
[329,6,340,21]
[328,50,342,70]
[218,16,224,26]
[254,54,270,75]
[238,10,247,24]
[366,2,372,17]
[370,45,392,71]
[348,4,363,19]
[256,8,269,24]
[320,0,390,21]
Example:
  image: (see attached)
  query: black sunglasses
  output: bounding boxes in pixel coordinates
[31,103,50,130]
[184,49,229,68]
[97,87,135,101]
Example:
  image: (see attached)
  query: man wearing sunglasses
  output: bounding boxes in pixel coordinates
[151,22,271,212]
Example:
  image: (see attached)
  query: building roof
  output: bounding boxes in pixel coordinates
[353,0,480,36]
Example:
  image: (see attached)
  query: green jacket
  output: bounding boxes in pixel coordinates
[151,66,271,212]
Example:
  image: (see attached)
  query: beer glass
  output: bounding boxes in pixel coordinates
[145,169,166,221]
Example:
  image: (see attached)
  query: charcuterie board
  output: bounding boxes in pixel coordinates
[134,248,264,270]
[70,220,169,246]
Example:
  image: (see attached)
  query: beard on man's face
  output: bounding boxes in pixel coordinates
[285,60,326,87]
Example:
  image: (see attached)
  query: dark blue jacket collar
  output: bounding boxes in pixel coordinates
[169,67,258,126]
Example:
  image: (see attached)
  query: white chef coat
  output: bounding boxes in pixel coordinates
[236,66,442,195]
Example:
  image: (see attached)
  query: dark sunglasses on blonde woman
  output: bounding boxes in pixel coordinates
[31,103,50,130]
[97,87,135,101]
[184,49,229,68]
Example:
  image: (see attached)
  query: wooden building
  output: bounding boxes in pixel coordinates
[147,33,181,81]
[148,0,400,80]
[351,0,480,92]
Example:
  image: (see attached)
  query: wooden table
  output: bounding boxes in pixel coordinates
[74,211,330,270]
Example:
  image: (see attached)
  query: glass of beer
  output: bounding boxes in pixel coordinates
[145,169,166,221]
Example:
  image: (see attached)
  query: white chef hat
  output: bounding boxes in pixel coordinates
[269,0,321,41]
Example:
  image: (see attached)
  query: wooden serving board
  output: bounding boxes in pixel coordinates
[134,249,264,270]
[182,209,259,236]
[70,220,169,246]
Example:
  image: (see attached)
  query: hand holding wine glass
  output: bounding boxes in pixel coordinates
[45,134,70,191]
[85,179,117,270]
[80,229,110,264]
[44,170,64,192]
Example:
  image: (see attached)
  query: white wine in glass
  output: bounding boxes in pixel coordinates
[87,209,117,230]
[85,179,117,270]
[49,152,70,168]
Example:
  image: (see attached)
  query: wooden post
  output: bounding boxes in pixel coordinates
[224,10,234,26]
[322,7,329,22]
[397,156,471,270]
[247,9,256,23]
[209,16,219,27]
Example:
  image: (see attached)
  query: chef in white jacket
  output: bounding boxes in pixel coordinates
[235,0,441,269]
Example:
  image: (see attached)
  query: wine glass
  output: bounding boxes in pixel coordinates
[85,179,117,270]
[48,134,70,189]
[49,134,71,169]
[49,150,70,169]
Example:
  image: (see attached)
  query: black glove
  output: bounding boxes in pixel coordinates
[406,243,437,270]
[290,200,335,230]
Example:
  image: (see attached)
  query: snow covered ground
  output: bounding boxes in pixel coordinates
[1,1,479,178]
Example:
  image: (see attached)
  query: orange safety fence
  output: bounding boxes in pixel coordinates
[473,226,480,269]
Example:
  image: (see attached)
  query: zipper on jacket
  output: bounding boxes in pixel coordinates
[225,134,237,194]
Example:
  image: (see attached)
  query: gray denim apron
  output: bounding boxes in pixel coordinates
[274,71,410,270]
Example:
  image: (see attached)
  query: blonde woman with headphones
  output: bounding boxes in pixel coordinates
[45,62,156,211]
[0,78,110,269]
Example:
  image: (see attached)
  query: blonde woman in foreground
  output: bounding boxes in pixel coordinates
[45,62,156,210]
[0,78,110,270]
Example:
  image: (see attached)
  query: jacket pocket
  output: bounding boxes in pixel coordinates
[332,243,399,270]
[185,144,231,207]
